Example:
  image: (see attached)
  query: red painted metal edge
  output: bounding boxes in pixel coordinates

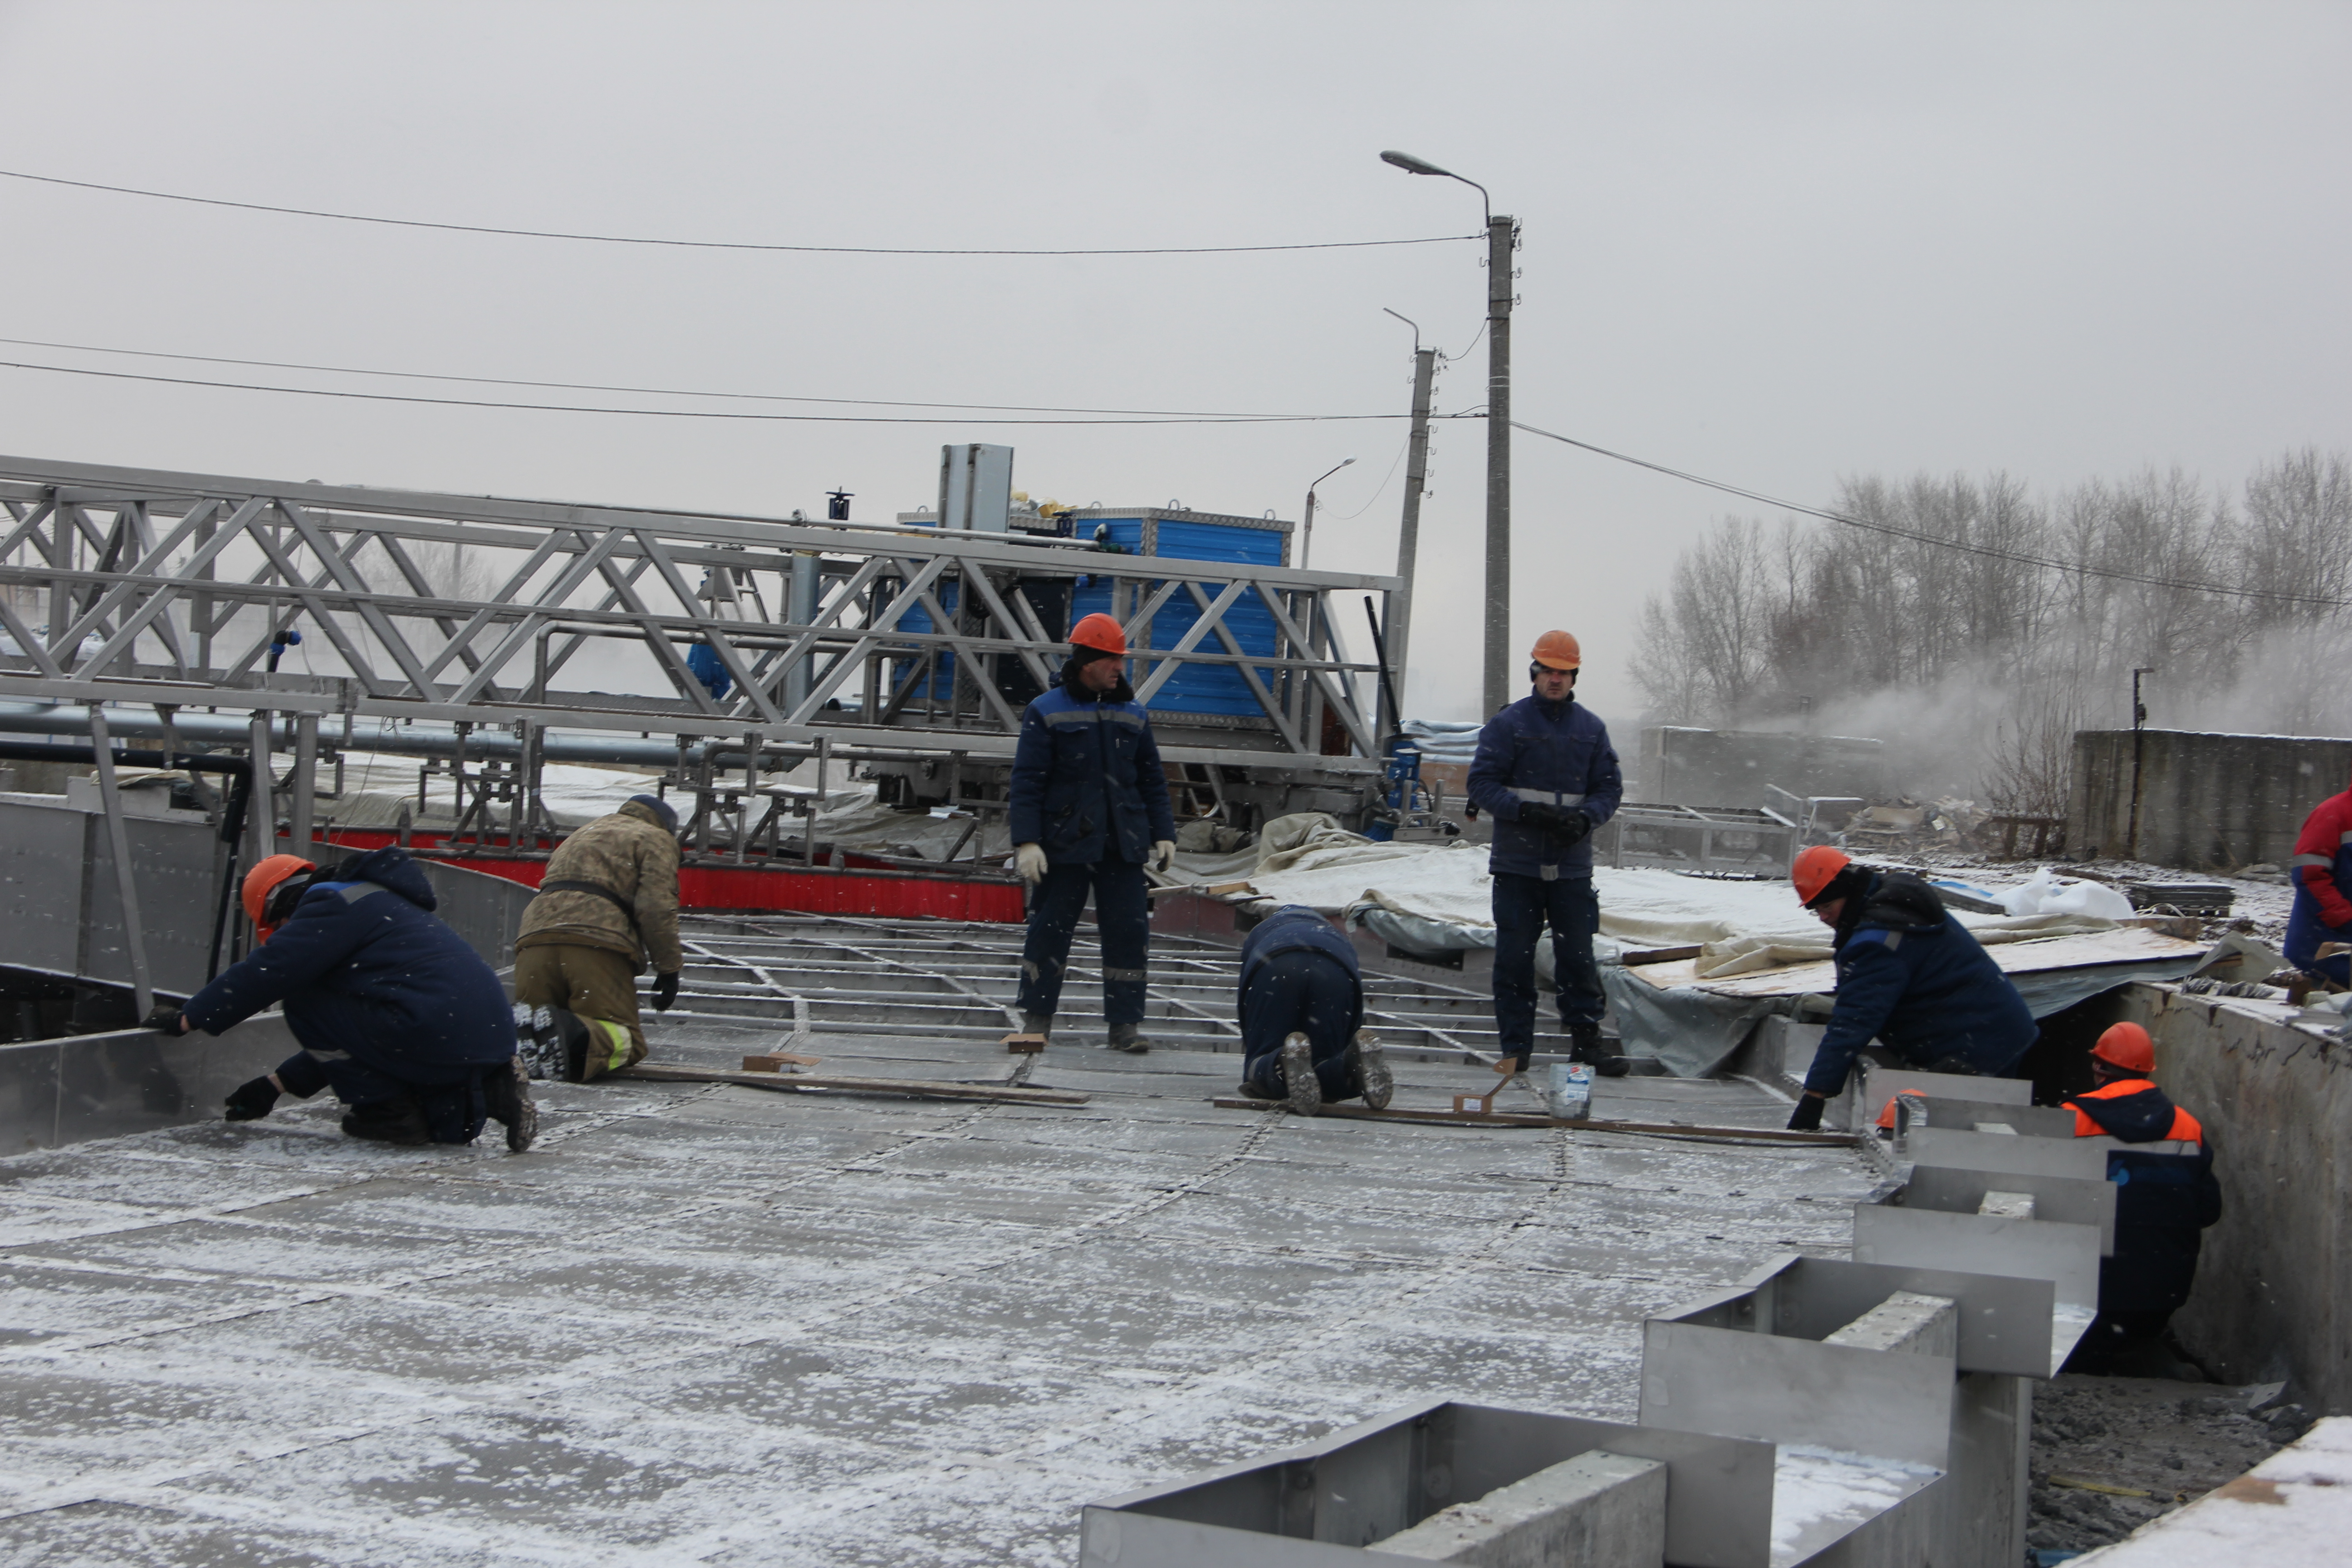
[305,829,1023,922]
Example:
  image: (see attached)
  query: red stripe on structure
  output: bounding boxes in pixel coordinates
[302,830,1023,923]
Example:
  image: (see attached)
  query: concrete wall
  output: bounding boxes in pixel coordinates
[1640,727,1884,810]
[2116,986,2351,1415]
[2068,728,2352,870]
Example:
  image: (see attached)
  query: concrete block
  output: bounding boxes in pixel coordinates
[1368,1450,1667,1566]
[1978,1192,2035,1220]
[1822,1291,1957,1357]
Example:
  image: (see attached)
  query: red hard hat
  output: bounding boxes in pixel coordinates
[1791,844,1852,906]
[2091,1022,2155,1075]
[242,853,317,941]
[1070,612,1127,657]
[1529,629,1582,671]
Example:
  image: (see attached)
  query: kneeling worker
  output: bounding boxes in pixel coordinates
[1008,613,1176,1053]
[2063,1022,2222,1371]
[513,794,684,1082]
[1784,846,2038,1131]
[1235,904,1393,1115]
[155,848,534,1149]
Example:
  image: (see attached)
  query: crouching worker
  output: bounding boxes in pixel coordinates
[513,794,683,1082]
[1784,846,2038,1132]
[1235,904,1393,1116]
[154,849,534,1151]
[2062,1023,2222,1372]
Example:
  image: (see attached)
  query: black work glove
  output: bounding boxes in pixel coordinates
[145,1001,187,1034]
[652,971,681,1012]
[1785,1095,1826,1132]
[224,1076,280,1122]
[1548,808,1594,848]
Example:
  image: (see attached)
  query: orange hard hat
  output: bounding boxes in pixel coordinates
[2091,1022,2155,1075]
[1529,630,1582,671]
[1070,612,1127,657]
[1791,844,1852,906]
[242,854,317,939]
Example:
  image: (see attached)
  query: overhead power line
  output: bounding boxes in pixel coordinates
[0,357,1405,426]
[1511,418,2348,612]
[0,333,1355,420]
[0,169,1479,257]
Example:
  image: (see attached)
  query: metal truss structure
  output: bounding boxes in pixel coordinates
[0,455,1396,784]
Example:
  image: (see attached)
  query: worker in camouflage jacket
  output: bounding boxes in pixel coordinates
[514,794,684,1081]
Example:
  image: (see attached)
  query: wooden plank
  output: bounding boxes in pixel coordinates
[618,1062,1088,1106]
[741,1053,822,1072]
[1207,1098,1857,1145]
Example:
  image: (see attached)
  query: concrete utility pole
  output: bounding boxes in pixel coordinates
[1389,335,1437,722]
[1379,151,1515,715]
[1483,212,1517,715]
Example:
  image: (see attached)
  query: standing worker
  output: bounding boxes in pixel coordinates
[156,848,534,1150]
[2062,1022,2222,1372]
[1783,846,2039,1130]
[1234,903,1393,1115]
[513,794,684,1082]
[1008,613,1176,1053]
[1467,630,1627,1077]
[2284,769,2352,985]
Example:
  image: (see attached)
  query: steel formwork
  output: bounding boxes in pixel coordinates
[0,455,1393,788]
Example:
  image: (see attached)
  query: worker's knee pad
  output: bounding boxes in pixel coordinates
[523,1005,634,1083]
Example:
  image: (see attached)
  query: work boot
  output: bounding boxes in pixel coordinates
[1280,1034,1321,1116]
[1106,1022,1148,1055]
[1019,1011,1053,1040]
[484,1056,539,1153]
[1571,1024,1633,1079]
[341,1096,431,1146]
[1346,1032,1393,1112]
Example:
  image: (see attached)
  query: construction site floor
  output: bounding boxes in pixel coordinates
[0,945,1880,1564]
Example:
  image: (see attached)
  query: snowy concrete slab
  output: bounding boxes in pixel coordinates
[0,922,1881,1565]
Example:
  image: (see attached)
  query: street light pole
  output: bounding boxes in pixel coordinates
[1299,456,1356,570]
[1381,307,1437,727]
[1381,150,1515,715]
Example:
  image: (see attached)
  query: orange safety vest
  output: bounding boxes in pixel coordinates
[2066,1077,2203,1146]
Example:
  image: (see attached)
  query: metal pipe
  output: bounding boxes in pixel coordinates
[1484,213,1517,718]
[85,706,155,1018]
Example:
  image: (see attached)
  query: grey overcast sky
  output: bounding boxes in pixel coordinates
[1,1,2345,721]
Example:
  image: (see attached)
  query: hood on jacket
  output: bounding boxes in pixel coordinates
[318,845,438,911]
[1059,655,1136,705]
[2072,1081,2181,1142]
[1833,869,1947,946]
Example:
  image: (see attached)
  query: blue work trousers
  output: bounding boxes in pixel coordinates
[274,1048,492,1146]
[1240,950,1361,1102]
[1492,872,1605,1054]
[1017,858,1150,1025]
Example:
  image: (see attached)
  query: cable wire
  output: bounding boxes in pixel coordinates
[0,333,1359,420]
[0,357,1405,425]
[1511,418,2350,612]
[0,168,1479,257]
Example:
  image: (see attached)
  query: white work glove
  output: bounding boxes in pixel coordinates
[1152,839,1177,874]
[1014,843,1048,884]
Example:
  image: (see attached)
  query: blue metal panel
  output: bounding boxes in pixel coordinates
[1153,519,1283,568]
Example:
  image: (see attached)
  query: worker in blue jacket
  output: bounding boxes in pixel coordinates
[1235,904,1393,1115]
[1466,630,1627,1076]
[1008,613,1176,1053]
[1783,847,2038,1131]
[152,846,534,1150]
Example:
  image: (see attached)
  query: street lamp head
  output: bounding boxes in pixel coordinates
[1342,456,1358,466]
[1381,150,1453,178]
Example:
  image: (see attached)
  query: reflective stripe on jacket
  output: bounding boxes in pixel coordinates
[1465,693,1623,880]
[2285,785,2352,965]
[1008,662,1175,866]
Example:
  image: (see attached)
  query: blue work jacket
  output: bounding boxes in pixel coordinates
[185,846,516,1077]
[1804,871,2038,1098]
[1239,904,1363,1037]
[1466,692,1623,879]
[1008,662,1176,866]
